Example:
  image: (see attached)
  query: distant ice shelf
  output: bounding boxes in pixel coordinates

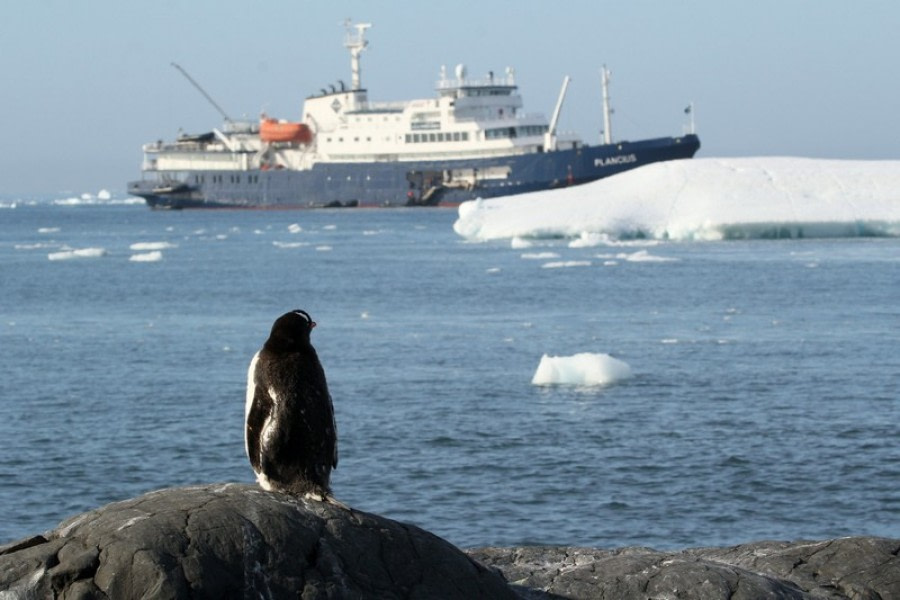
[454,157,900,242]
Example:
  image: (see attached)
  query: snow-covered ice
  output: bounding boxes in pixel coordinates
[129,242,177,251]
[129,251,163,262]
[47,248,107,261]
[541,260,592,269]
[454,157,900,241]
[531,352,633,386]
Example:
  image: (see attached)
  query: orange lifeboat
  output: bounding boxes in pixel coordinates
[260,118,313,144]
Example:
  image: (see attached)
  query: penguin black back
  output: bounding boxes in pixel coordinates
[245,309,338,499]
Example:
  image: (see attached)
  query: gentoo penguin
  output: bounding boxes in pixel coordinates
[245,310,338,500]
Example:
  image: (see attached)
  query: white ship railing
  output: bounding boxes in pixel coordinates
[436,75,516,89]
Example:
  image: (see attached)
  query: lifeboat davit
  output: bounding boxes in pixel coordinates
[260,118,313,144]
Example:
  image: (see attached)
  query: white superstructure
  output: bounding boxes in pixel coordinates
[143,22,582,175]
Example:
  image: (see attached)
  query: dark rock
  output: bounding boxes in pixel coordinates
[2,484,898,599]
[468,537,900,599]
[0,483,514,599]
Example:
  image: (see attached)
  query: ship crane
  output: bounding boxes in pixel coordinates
[170,62,233,124]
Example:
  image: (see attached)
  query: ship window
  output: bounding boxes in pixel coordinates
[405,134,411,143]
[453,132,460,141]
[462,132,469,141]
[428,133,436,142]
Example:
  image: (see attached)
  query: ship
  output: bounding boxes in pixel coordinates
[128,22,700,209]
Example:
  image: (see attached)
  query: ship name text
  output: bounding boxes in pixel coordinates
[595,154,637,167]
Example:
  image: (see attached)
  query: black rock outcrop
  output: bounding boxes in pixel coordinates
[0,484,513,599]
[1,483,898,599]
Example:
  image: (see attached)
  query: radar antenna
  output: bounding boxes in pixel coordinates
[171,62,232,123]
[343,21,372,91]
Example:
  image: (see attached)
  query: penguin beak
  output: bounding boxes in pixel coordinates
[310,321,317,329]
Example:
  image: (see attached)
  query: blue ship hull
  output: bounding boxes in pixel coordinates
[128,134,699,209]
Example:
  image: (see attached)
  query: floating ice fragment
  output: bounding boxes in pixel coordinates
[38,227,60,234]
[521,252,560,260]
[129,251,163,262]
[273,241,309,248]
[616,250,678,263]
[129,241,177,251]
[511,236,534,249]
[288,224,303,234]
[48,247,107,261]
[569,232,611,248]
[315,245,333,251]
[98,189,111,200]
[532,352,632,386]
[541,260,592,269]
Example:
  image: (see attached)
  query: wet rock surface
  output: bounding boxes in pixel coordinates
[469,536,900,599]
[1,483,897,599]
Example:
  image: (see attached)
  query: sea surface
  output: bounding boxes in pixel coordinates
[1,197,898,550]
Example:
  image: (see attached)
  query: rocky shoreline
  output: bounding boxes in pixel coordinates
[1,484,897,599]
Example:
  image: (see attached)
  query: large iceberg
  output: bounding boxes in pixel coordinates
[454,157,900,241]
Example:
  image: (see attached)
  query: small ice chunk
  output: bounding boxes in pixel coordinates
[129,251,163,262]
[129,241,177,251]
[48,247,107,261]
[541,260,592,269]
[531,352,632,386]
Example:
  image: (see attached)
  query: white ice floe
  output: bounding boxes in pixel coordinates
[129,251,163,262]
[510,236,534,249]
[531,352,633,386]
[48,247,107,261]
[272,241,309,248]
[38,227,60,234]
[615,250,678,263]
[129,241,177,251]
[541,260,592,269]
[288,224,303,234]
[52,191,142,206]
[454,157,900,241]
[521,252,561,260]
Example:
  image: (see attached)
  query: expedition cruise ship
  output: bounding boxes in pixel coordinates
[128,22,700,209]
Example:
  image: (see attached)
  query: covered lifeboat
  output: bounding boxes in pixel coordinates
[260,117,313,144]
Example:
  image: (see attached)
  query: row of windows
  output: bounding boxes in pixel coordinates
[195,174,261,184]
[485,125,549,139]
[405,131,471,144]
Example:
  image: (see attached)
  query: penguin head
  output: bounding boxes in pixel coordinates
[266,309,317,350]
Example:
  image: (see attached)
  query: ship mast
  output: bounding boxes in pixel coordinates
[344,21,372,91]
[601,65,613,144]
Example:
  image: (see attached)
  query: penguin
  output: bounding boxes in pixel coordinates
[245,309,338,501]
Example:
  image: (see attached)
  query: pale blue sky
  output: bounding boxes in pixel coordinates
[1,0,897,196]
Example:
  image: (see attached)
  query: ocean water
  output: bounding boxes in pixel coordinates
[1,198,898,550]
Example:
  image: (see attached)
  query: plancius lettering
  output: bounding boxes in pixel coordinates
[595,154,637,167]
